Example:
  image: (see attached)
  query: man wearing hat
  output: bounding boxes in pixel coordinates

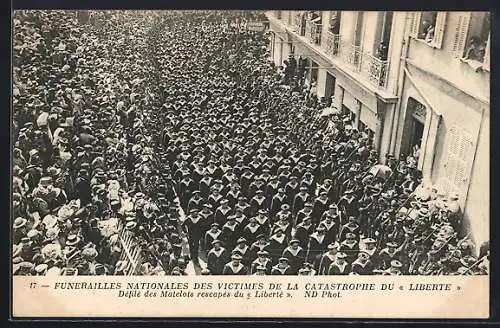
[204,222,222,252]
[249,233,271,260]
[327,252,351,275]
[282,238,306,274]
[181,208,204,262]
[249,189,267,217]
[292,186,310,218]
[233,237,252,266]
[268,227,288,264]
[222,253,249,275]
[337,188,358,222]
[253,209,270,236]
[221,215,240,251]
[208,188,223,212]
[271,257,293,275]
[295,201,314,227]
[187,190,203,213]
[294,216,314,249]
[306,225,328,269]
[226,183,241,208]
[339,232,359,264]
[339,216,361,242]
[312,191,330,225]
[242,216,263,246]
[199,171,213,199]
[318,242,339,275]
[351,251,375,275]
[250,250,272,274]
[234,196,251,218]
[383,260,403,275]
[378,241,402,270]
[285,175,299,206]
[214,198,232,227]
[270,187,288,219]
[206,240,230,275]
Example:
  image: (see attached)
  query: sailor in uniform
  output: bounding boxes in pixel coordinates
[295,202,314,227]
[339,232,360,264]
[206,240,230,275]
[271,257,293,275]
[378,242,401,270]
[203,222,222,252]
[250,250,272,274]
[351,251,375,275]
[327,252,351,275]
[282,239,306,274]
[233,237,251,266]
[294,216,314,249]
[249,233,271,260]
[221,215,240,251]
[312,191,330,226]
[242,216,263,245]
[339,216,361,242]
[222,253,249,275]
[214,198,232,227]
[273,212,293,239]
[318,242,339,275]
[181,208,204,261]
[269,227,288,264]
[306,225,328,269]
[319,214,339,245]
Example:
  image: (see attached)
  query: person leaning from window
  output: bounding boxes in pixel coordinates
[463,36,486,62]
[418,19,435,43]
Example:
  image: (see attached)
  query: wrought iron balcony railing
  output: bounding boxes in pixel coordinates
[340,42,362,71]
[360,52,389,88]
[306,20,322,45]
[337,41,389,89]
[322,31,341,57]
[292,12,305,36]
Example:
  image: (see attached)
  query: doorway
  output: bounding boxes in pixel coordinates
[325,72,336,99]
[404,97,427,161]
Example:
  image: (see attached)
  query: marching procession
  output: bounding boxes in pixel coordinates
[12,10,489,276]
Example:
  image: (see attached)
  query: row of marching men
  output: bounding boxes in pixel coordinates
[201,233,406,276]
[180,193,362,262]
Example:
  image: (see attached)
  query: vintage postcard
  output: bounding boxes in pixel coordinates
[11,10,489,318]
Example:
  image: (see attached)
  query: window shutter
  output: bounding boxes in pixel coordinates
[432,12,447,49]
[409,12,421,37]
[483,34,490,70]
[444,126,473,192]
[452,12,471,57]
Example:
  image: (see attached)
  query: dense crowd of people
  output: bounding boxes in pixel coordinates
[12,10,488,276]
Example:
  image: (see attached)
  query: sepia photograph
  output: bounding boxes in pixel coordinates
[11,9,490,281]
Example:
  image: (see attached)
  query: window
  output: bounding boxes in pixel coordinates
[409,11,447,48]
[374,12,393,61]
[452,12,490,70]
[329,11,341,34]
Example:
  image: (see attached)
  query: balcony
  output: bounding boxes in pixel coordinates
[338,41,389,89]
[292,12,305,36]
[360,53,389,88]
[322,31,340,57]
[340,42,362,71]
[305,20,322,45]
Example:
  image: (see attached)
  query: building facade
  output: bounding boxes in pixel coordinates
[266,10,490,249]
